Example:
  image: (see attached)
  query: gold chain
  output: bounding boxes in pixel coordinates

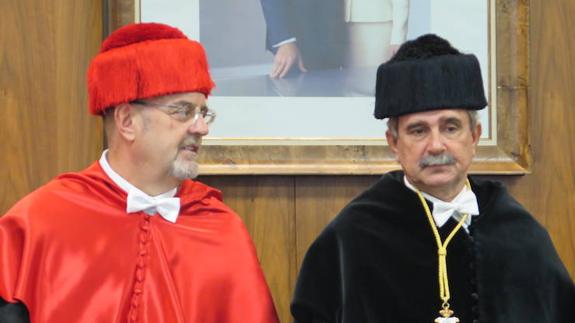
[415,181,470,313]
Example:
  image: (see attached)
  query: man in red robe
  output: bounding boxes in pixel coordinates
[0,22,279,323]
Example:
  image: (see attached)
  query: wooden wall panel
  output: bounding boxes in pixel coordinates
[0,0,103,214]
[200,176,296,323]
[504,0,575,274]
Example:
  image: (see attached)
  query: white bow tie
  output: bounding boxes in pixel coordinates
[126,190,180,223]
[432,190,479,228]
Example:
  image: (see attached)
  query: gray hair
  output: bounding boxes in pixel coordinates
[386,110,480,140]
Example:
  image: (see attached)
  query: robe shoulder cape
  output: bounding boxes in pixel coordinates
[0,162,279,323]
[291,171,575,323]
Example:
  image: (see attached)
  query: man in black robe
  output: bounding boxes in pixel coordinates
[291,34,575,323]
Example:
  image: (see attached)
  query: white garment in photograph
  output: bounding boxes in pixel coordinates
[344,0,409,67]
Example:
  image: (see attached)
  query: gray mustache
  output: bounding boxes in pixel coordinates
[419,154,455,167]
[180,137,200,147]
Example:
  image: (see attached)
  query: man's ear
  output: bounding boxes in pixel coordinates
[472,122,482,146]
[113,103,137,141]
[469,122,482,158]
[386,130,399,156]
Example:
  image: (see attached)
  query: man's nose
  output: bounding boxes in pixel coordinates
[427,129,446,154]
[188,116,209,136]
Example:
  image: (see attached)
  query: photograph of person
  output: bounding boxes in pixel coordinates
[141,0,490,143]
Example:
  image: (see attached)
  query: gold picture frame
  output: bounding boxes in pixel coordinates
[104,0,529,175]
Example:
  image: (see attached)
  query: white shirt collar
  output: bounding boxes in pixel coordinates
[99,150,178,214]
[403,176,479,231]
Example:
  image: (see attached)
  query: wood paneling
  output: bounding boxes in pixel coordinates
[507,0,575,273]
[200,176,296,323]
[0,0,103,214]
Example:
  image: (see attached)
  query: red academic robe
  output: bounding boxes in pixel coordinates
[0,162,279,323]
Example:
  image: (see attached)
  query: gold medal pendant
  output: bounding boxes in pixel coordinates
[434,308,460,323]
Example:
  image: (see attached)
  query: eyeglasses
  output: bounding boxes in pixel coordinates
[131,100,216,125]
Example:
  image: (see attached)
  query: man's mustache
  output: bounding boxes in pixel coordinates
[179,137,200,148]
[419,153,456,168]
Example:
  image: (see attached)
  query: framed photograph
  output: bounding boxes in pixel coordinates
[105,0,529,174]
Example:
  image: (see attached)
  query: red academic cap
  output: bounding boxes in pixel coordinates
[87,22,215,115]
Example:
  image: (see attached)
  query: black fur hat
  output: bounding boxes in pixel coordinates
[374,34,487,119]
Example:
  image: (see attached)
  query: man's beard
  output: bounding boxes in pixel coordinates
[169,138,200,180]
[169,155,199,180]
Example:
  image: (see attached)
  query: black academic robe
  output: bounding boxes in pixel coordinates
[291,171,575,323]
[0,299,28,323]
